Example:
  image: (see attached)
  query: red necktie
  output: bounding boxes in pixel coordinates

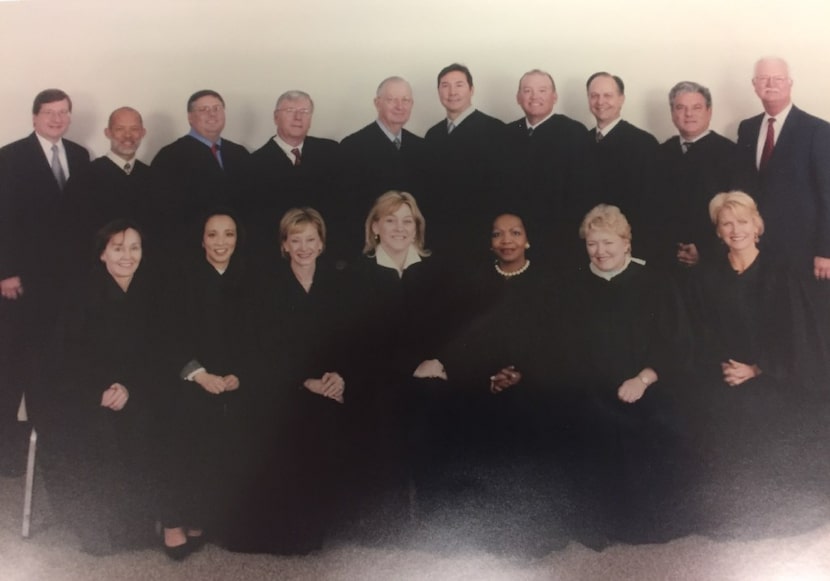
[291,147,302,167]
[760,117,775,170]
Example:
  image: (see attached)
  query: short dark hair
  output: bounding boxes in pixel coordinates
[187,90,225,112]
[201,206,245,249]
[437,63,473,88]
[95,219,144,257]
[32,89,72,115]
[586,72,625,95]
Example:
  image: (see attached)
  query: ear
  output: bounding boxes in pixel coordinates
[552,91,559,107]
[104,127,111,139]
[371,221,380,236]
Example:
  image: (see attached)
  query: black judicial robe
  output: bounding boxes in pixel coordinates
[228,260,349,554]
[43,266,161,553]
[242,137,345,262]
[62,156,169,272]
[340,123,433,257]
[424,110,510,260]
[588,121,660,260]
[160,252,253,533]
[653,132,743,268]
[506,116,598,268]
[565,262,692,543]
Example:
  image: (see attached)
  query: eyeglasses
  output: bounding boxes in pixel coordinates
[382,98,413,106]
[39,109,71,119]
[276,108,313,116]
[753,76,790,86]
[192,104,224,115]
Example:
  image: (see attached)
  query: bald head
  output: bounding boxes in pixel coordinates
[104,107,146,161]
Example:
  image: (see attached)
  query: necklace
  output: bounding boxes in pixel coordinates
[495,259,530,278]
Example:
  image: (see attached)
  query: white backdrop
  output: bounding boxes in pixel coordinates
[1,0,828,159]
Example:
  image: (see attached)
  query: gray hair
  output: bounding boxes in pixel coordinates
[668,81,712,109]
[376,76,411,97]
[275,90,314,111]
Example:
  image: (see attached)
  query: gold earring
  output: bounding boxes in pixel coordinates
[525,243,530,249]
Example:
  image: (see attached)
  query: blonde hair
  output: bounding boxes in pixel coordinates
[363,190,430,256]
[708,191,765,236]
[279,207,326,258]
[579,204,632,242]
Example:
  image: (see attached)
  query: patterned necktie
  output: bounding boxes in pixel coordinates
[51,144,66,190]
[393,137,401,151]
[682,141,694,154]
[124,162,132,175]
[527,127,535,137]
[595,131,604,143]
[291,147,302,166]
[760,117,776,170]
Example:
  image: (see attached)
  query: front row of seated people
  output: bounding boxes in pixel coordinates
[42,189,825,557]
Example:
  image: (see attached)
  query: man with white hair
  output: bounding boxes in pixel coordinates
[340,77,431,254]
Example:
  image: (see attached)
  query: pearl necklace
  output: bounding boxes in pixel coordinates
[495,259,530,278]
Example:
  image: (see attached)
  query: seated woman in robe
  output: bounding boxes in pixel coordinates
[44,220,160,555]
[689,191,819,535]
[227,207,347,555]
[564,204,693,546]
[159,210,251,560]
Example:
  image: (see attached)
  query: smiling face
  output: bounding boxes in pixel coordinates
[282,222,323,269]
[517,72,557,126]
[375,79,413,132]
[752,58,793,116]
[587,75,624,129]
[105,108,146,161]
[100,228,142,285]
[32,98,72,143]
[491,214,528,268]
[716,206,760,253]
[187,95,225,142]
[202,214,237,271]
[274,97,313,146]
[372,203,416,258]
[585,228,630,272]
[671,91,712,141]
[438,71,474,119]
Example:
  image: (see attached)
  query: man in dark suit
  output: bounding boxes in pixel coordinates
[63,107,168,273]
[586,72,659,261]
[0,89,90,472]
[424,63,509,260]
[737,57,830,394]
[340,76,432,257]
[737,57,830,278]
[151,90,249,250]
[506,69,597,268]
[654,81,741,270]
[243,90,343,262]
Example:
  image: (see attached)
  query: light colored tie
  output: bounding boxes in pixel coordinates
[447,121,455,134]
[124,162,132,175]
[51,144,66,190]
[760,117,776,170]
[682,141,693,154]
[394,137,401,151]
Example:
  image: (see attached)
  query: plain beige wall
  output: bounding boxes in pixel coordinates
[1,0,828,160]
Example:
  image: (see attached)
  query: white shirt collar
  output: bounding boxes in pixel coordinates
[595,116,622,137]
[374,244,421,277]
[526,111,555,130]
[447,106,476,129]
[105,150,136,173]
[589,255,633,280]
[274,134,304,161]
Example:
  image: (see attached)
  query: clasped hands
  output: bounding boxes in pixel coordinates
[304,372,345,403]
[100,382,129,411]
[721,359,760,387]
[490,365,522,394]
[194,371,240,394]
